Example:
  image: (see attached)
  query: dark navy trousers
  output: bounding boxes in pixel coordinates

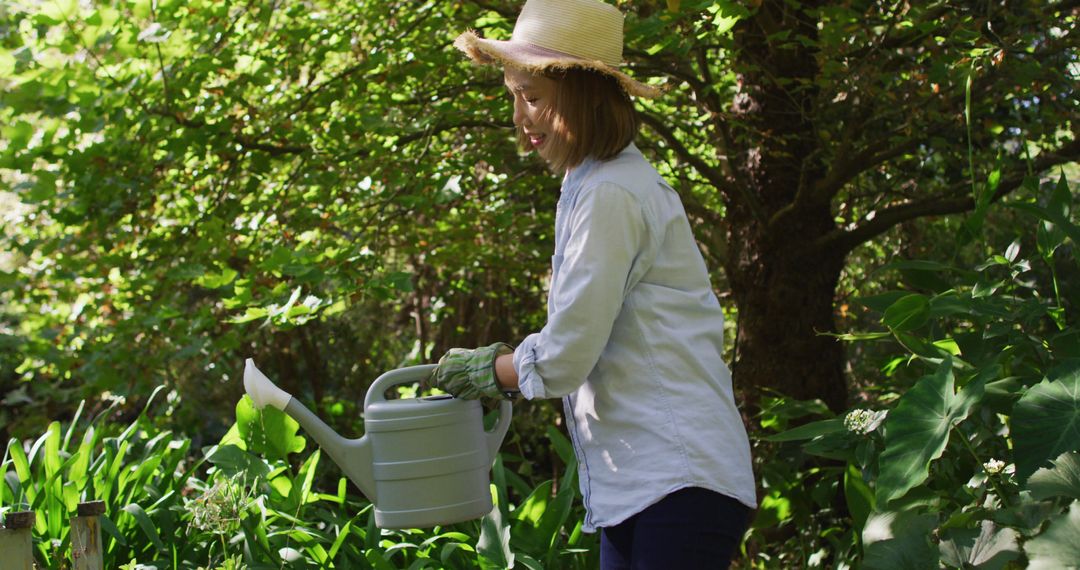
[600,487,750,570]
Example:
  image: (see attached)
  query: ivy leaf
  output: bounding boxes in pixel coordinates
[1012,364,1080,482]
[1024,502,1080,570]
[876,358,983,505]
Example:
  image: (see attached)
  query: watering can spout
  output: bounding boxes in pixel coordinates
[243,359,291,411]
[243,359,376,501]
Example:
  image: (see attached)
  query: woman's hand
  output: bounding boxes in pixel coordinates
[428,342,514,399]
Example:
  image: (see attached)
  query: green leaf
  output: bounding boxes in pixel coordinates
[122,502,165,552]
[478,502,513,569]
[710,0,749,35]
[195,267,238,289]
[1025,502,1080,570]
[883,294,930,332]
[1012,365,1080,482]
[1026,452,1080,501]
[478,456,513,569]
[235,395,306,462]
[512,479,552,527]
[854,290,910,313]
[1009,200,1080,251]
[844,462,875,533]
[763,418,845,442]
[205,444,270,479]
[545,426,575,466]
[939,521,1020,570]
[861,510,938,569]
[876,358,983,505]
[227,306,269,324]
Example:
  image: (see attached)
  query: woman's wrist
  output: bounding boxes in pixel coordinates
[494,353,520,392]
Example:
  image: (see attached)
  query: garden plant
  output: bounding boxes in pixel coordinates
[1,0,1077,567]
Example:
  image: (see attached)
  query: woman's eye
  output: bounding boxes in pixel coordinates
[525,97,538,104]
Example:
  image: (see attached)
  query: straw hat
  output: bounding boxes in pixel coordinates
[453,0,662,99]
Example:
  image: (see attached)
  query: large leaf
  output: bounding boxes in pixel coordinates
[1011,364,1080,482]
[939,521,1020,570]
[1024,502,1080,570]
[234,395,306,462]
[205,444,271,479]
[1026,452,1080,501]
[861,510,938,570]
[876,359,984,505]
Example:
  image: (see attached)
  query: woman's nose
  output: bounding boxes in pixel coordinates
[511,98,527,127]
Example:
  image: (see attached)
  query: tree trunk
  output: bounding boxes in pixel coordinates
[726,0,849,412]
[726,216,849,412]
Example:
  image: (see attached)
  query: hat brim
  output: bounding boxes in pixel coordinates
[454,31,662,99]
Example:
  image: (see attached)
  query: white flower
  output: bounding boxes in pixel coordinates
[983,459,1007,474]
[844,409,888,435]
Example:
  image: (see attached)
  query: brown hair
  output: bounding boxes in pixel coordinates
[519,68,639,173]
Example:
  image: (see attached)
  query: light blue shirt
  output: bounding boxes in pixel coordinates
[513,143,757,532]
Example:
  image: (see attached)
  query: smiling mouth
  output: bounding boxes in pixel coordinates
[527,133,546,148]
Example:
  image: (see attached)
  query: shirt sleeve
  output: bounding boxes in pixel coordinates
[514,182,649,399]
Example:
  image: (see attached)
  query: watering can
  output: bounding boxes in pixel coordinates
[243,359,512,529]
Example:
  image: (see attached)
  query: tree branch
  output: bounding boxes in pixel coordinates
[638,112,769,223]
[821,136,1080,253]
[812,124,951,205]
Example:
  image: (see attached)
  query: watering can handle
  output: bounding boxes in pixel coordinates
[487,400,513,463]
[364,364,439,408]
[364,364,513,463]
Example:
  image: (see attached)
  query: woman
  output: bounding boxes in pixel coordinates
[430,0,757,567]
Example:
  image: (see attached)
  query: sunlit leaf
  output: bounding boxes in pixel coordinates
[235,395,306,462]
[876,358,983,505]
[861,510,938,569]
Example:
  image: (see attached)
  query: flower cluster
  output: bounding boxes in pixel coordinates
[191,479,247,535]
[983,458,1007,475]
[844,408,888,435]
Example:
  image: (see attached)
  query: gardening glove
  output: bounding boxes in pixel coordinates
[428,342,514,400]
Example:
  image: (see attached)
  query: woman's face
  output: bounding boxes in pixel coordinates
[504,67,559,162]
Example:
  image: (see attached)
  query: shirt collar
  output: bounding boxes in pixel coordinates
[562,142,640,192]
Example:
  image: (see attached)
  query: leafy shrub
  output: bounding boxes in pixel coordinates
[745,174,1079,569]
[2,388,595,568]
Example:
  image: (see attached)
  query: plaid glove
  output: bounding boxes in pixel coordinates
[429,342,514,400]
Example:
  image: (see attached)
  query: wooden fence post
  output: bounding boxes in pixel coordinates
[71,501,105,570]
[0,510,36,570]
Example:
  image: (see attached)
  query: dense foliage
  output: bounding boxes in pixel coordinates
[750,174,1080,568]
[1,0,1078,567]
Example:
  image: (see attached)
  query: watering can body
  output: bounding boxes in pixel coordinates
[245,360,511,529]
